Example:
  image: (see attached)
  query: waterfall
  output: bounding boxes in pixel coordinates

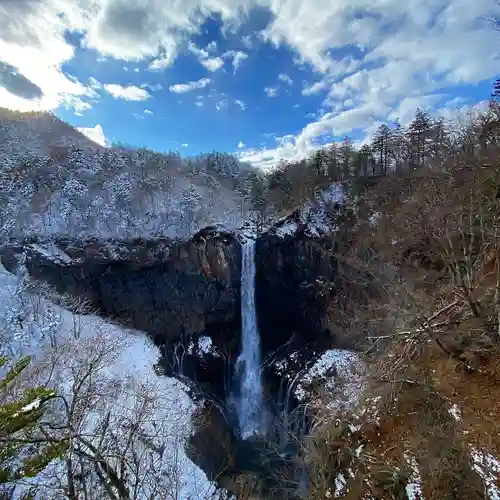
[236,238,263,439]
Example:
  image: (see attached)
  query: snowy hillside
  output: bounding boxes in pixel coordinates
[0,262,222,499]
[0,108,101,160]
[0,110,262,241]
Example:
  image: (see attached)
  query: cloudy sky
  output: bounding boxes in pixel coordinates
[1,0,499,168]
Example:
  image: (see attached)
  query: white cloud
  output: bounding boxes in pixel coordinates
[241,35,253,49]
[215,99,228,110]
[264,86,278,98]
[0,1,94,112]
[195,101,204,107]
[188,41,224,71]
[103,84,151,101]
[302,80,329,96]
[238,141,245,148]
[201,57,224,72]
[148,54,175,71]
[278,73,293,85]
[1,0,497,169]
[73,100,92,116]
[223,50,248,72]
[182,143,189,147]
[206,41,217,52]
[77,124,107,147]
[188,41,209,59]
[88,77,102,90]
[235,99,246,110]
[144,83,163,92]
[144,108,153,115]
[169,77,211,93]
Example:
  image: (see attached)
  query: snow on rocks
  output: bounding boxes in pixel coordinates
[271,182,344,239]
[368,211,381,227]
[188,335,221,359]
[405,454,423,500]
[274,219,299,237]
[446,401,500,499]
[448,403,462,422]
[295,349,364,410]
[471,449,500,500]
[28,243,73,264]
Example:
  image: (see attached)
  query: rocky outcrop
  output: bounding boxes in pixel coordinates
[1,226,241,348]
[255,230,338,356]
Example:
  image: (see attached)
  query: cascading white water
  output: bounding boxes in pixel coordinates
[236,238,263,439]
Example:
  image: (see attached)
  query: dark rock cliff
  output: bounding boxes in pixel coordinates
[255,231,338,356]
[2,227,242,349]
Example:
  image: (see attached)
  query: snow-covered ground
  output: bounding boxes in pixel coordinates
[0,263,223,499]
[405,454,423,500]
[294,349,364,410]
[447,402,500,499]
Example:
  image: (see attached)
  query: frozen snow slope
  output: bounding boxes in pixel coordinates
[0,263,223,499]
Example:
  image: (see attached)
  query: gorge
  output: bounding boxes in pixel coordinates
[0,212,347,496]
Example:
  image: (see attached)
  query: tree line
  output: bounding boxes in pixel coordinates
[264,104,500,215]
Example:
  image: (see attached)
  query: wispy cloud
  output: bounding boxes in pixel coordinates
[201,57,224,72]
[169,78,211,93]
[206,41,217,52]
[188,41,209,59]
[278,73,293,85]
[235,99,246,110]
[145,84,163,92]
[241,35,253,49]
[216,99,228,110]
[238,141,245,148]
[103,84,151,101]
[189,41,224,72]
[264,86,278,98]
[223,51,248,73]
[302,80,329,96]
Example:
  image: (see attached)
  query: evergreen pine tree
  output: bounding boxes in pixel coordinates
[0,356,68,485]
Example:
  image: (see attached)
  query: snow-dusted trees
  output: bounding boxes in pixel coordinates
[0,139,256,241]
[0,268,213,499]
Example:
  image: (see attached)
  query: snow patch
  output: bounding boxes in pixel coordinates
[335,472,347,496]
[275,220,298,237]
[272,182,344,239]
[405,454,423,500]
[29,243,73,264]
[368,211,380,227]
[295,349,364,411]
[448,403,461,422]
[471,448,500,500]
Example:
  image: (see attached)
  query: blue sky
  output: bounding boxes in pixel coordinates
[1,0,499,168]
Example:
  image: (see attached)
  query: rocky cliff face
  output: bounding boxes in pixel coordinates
[255,230,338,356]
[1,226,241,349]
